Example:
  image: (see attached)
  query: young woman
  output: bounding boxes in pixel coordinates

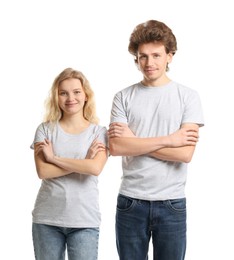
[31,68,108,260]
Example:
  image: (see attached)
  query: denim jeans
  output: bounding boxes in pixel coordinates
[116,194,187,260]
[32,223,99,260]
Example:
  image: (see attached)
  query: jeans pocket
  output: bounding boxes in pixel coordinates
[166,198,186,213]
[116,194,136,212]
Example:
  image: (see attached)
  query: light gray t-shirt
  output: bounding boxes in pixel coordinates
[110,81,204,201]
[31,122,107,228]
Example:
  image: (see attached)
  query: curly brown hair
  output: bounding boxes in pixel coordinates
[128,20,177,57]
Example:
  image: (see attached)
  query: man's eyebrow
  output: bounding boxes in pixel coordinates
[138,52,161,55]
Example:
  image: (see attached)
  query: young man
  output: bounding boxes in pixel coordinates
[108,20,204,260]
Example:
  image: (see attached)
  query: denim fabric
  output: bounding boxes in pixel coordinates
[32,223,99,260]
[116,194,186,260]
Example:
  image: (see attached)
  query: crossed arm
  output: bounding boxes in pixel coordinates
[34,139,108,179]
[108,122,199,163]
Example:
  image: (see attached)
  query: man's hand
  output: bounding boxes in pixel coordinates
[168,127,199,147]
[108,123,136,138]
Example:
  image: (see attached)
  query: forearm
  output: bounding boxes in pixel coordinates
[108,122,198,157]
[148,145,196,163]
[149,123,199,162]
[35,153,71,179]
[49,151,107,176]
[109,136,170,156]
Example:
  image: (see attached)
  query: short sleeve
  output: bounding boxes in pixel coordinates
[182,90,204,127]
[95,126,108,148]
[110,91,128,124]
[30,123,51,149]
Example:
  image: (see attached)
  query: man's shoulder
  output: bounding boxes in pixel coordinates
[171,81,198,94]
[115,82,141,96]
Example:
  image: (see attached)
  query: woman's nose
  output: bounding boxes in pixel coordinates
[67,93,74,100]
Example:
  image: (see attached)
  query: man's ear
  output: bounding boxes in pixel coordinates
[167,52,173,64]
[134,58,140,70]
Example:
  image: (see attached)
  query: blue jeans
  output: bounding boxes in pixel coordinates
[32,223,99,260]
[116,194,186,260]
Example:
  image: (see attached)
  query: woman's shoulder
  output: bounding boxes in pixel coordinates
[35,121,57,134]
[89,123,107,133]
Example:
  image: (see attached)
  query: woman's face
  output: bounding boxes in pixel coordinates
[58,78,87,117]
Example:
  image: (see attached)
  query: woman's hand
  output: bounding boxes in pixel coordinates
[35,139,55,163]
[86,139,106,159]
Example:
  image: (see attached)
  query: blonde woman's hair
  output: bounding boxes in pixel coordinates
[44,68,99,124]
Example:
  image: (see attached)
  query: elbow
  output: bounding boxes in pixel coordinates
[180,147,196,163]
[37,171,49,180]
[89,164,104,176]
[109,147,118,156]
[90,167,102,176]
[109,140,120,156]
[92,170,101,176]
[182,157,192,163]
[36,165,43,179]
[109,148,121,156]
[181,152,193,163]
[36,165,49,180]
[37,170,47,180]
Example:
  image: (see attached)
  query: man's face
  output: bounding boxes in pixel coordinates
[136,42,173,86]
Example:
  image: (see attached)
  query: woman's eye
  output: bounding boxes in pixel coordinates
[139,55,147,60]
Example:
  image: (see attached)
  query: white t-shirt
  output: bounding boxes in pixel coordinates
[31,122,107,228]
[110,81,204,200]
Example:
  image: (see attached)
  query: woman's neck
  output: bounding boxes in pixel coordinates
[59,115,90,134]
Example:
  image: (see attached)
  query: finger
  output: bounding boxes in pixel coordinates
[92,144,105,152]
[91,141,103,148]
[93,147,106,155]
[97,144,106,150]
[188,140,198,145]
[92,138,98,144]
[35,146,43,155]
[187,137,198,144]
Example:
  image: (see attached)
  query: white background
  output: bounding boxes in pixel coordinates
[1,0,233,259]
